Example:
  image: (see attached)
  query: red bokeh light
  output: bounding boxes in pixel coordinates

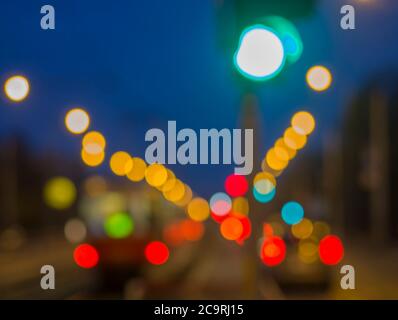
[319,235,344,265]
[235,214,251,244]
[73,244,99,269]
[163,222,185,247]
[263,223,274,238]
[210,210,229,224]
[180,219,204,242]
[260,236,286,267]
[220,217,243,240]
[225,174,249,197]
[145,241,170,265]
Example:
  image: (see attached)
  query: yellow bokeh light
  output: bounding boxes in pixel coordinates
[163,179,186,203]
[4,75,30,102]
[81,149,105,167]
[157,169,175,191]
[161,177,177,193]
[291,111,315,136]
[273,146,289,162]
[254,171,276,187]
[266,148,288,171]
[312,221,331,240]
[283,127,307,150]
[43,177,76,210]
[274,138,296,160]
[232,197,249,216]
[306,65,332,92]
[145,163,168,187]
[65,108,90,135]
[260,160,283,177]
[291,218,313,239]
[126,157,147,182]
[82,131,106,155]
[298,238,318,264]
[175,184,193,207]
[110,151,133,176]
[187,197,210,222]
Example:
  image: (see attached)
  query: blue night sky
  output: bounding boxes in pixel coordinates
[0,0,397,196]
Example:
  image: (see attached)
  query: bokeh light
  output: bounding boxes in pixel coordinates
[161,177,177,193]
[82,131,106,155]
[319,235,344,265]
[260,236,286,267]
[263,223,274,238]
[232,197,249,216]
[174,184,193,207]
[81,149,105,167]
[274,138,296,160]
[291,111,316,136]
[235,214,251,244]
[220,217,243,240]
[145,163,168,187]
[163,222,185,247]
[187,197,210,222]
[263,16,303,64]
[4,75,30,102]
[234,25,285,81]
[43,177,76,210]
[210,211,228,224]
[266,147,289,171]
[253,172,276,203]
[224,174,248,197]
[283,127,307,150]
[298,238,319,264]
[253,186,276,203]
[254,172,276,187]
[291,218,313,239]
[145,241,169,265]
[73,243,99,269]
[281,201,304,225]
[126,157,147,182]
[64,218,87,243]
[180,220,205,242]
[209,192,232,217]
[273,146,290,162]
[312,221,331,240]
[306,65,332,92]
[158,169,175,192]
[110,151,133,176]
[104,212,134,239]
[163,179,186,203]
[65,108,90,134]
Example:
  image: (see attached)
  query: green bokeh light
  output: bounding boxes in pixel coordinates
[233,17,303,82]
[262,16,303,64]
[233,24,286,82]
[104,212,134,239]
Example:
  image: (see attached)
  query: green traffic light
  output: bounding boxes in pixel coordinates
[233,24,286,81]
[233,17,303,82]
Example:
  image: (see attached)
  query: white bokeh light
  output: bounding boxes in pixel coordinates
[64,218,87,244]
[4,75,30,102]
[234,26,285,81]
[65,108,90,134]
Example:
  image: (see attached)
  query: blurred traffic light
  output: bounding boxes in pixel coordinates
[216,0,317,79]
